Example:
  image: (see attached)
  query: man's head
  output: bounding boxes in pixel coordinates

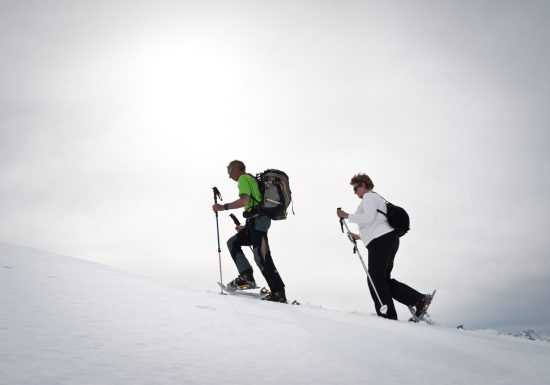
[227,160,246,181]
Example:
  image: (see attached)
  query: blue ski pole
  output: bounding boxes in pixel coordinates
[213,187,225,295]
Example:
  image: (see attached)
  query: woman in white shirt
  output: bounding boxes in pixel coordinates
[337,173,430,320]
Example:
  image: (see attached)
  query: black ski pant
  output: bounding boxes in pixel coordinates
[226,214,285,293]
[366,230,423,320]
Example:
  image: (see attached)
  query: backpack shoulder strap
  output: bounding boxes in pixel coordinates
[372,191,388,216]
[245,173,261,204]
[372,191,389,203]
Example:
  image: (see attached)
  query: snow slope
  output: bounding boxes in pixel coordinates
[1,243,549,385]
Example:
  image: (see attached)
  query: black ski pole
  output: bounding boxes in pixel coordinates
[213,187,225,295]
[338,208,387,314]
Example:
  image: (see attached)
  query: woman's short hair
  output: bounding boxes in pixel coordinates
[350,173,374,190]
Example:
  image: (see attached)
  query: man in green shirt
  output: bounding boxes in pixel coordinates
[212,160,286,303]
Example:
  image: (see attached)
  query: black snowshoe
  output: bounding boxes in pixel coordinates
[408,290,436,324]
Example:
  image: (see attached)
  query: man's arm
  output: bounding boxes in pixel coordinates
[212,195,250,212]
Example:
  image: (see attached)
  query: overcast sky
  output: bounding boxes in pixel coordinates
[1,0,549,329]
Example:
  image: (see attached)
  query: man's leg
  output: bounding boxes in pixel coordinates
[226,228,255,282]
[250,216,285,293]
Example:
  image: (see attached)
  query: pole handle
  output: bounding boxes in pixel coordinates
[229,213,241,226]
[337,207,345,233]
[212,187,222,203]
[338,207,357,246]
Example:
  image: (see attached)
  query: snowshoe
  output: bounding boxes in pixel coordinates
[261,290,287,303]
[226,275,258,291]
[408,290,436,323]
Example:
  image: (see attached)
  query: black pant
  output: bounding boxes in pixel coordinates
[226,215,285,293]
[366,231,422,320]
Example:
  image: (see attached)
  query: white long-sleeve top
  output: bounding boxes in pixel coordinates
[347,191,394,247]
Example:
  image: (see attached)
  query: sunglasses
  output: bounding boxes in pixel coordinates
[227,167,234,175]
[353,184,363,192]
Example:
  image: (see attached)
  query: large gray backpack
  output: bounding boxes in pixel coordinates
[253,169,293,220]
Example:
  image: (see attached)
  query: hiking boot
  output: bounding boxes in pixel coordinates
[227,275,257,291]
[262,290,287,303]
[414,293,433,318]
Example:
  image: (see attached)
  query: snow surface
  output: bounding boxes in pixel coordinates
[1,243,549,385]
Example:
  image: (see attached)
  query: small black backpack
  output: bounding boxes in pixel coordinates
[375,193,410,237]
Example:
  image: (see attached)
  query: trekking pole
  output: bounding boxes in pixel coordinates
[229,213,241,226]
[338,208,388,314]
[213,187,225,295]
[229,214,253,252]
